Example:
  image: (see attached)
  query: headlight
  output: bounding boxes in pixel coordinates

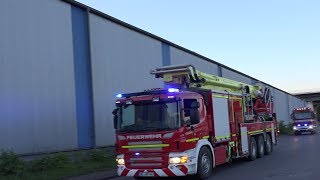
[308,125,314,129]
[169,156,188,164]
[293,126,297,130]
[116,158,125,165]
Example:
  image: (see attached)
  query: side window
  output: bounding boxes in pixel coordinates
[122,106,135,127]
[183,99,198,121]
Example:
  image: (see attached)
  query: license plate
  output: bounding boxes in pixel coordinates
[139,172,154,177]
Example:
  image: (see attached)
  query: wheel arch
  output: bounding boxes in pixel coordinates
[195,139,215,171]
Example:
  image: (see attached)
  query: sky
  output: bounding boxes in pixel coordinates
[78,0,320,93]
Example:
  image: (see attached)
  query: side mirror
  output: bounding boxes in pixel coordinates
[190,108,200,124]
[113,116,118,129]
[290,113,293,119]
[112,108,118,129]
[112,108,118,115]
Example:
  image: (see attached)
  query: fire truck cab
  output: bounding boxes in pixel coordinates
[291,107,317,135]
[113,65,278,179]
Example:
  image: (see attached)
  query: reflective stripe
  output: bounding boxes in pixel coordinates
[215,135,230,139]
[122,144,169,148]
[213,95,228,98]
[232,130,266,136]
[127,169,138,176]
[266,128,272,131]
[202,136,210,139]
[117,166,125,176]
[170,165,185,176]
[119,166,187,177]
[121,168,130,176]
[186,138,199,142]
[154,169,168,176]
[248,130,263,134]
[229,97,242,100]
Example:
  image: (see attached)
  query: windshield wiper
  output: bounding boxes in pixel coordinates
[119,126,139,133]
[140,126,175,132]
[138,126,160,132]
[119,129,138,133]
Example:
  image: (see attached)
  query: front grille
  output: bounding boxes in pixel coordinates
[126,153,167,169]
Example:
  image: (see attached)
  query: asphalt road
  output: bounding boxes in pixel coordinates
[111,132,320,180]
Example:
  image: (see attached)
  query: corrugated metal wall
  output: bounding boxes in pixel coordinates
[89,14,164,147]
[0,0,77,154]
[170,47,219,75]
[221,67,252,85]
[0,0,306,154]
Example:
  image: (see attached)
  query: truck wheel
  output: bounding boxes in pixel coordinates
[197,146,213,179]
[248,137,257,161]
[256,135,265,158]
[264,134,273,155]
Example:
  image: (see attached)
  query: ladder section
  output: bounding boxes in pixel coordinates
[150,64,261,98]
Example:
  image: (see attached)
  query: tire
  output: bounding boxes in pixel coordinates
[256,135,265,158]
[248,136,257,161]
[264,134,273,155]
[294,131,300,136]
[197,146,213,179]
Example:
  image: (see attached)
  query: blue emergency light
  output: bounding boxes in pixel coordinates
[168,88,179,93]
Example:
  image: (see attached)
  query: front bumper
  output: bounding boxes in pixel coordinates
[116,147,199,177]
[293,126,316,132]
[117,164,190,177]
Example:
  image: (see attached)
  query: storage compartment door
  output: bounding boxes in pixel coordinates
[213,96,231,142]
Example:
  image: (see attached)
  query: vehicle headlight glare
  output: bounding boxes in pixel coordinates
[116,158,125,165]
[169,156,188,164]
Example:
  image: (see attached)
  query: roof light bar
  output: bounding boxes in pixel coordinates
[168,88,179,93]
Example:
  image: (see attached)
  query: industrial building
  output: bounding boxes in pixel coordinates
[0,0,306,155]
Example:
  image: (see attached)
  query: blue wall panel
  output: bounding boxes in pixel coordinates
[71,6,94,148]
[161,43,171,66]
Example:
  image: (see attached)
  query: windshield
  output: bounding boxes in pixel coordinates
[118,101,180,133]
[293,112,312,120]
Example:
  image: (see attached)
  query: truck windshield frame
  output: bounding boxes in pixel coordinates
[117,100,181,133]
[293,112,312,120]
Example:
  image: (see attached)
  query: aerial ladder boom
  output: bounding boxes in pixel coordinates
[151,64,274,119]
[150,64,262,98]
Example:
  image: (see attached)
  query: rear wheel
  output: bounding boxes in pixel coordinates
[264,134,273,155]
[197,146,213,179]
[256,135,265,158]
[248,137,257,161]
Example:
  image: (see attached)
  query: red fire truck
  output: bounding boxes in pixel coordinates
[291,107,317,135]
[112,65,278,179]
